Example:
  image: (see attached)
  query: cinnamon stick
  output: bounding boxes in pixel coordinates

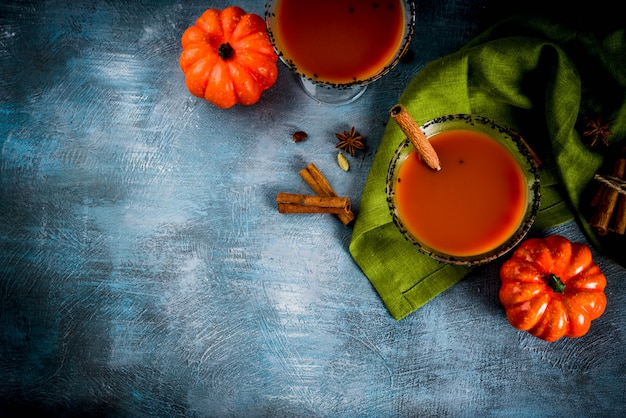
[276,193,351,214]
[389,104,441,171]
[299,163,355,225]
[613,192,626,235]
[590,185,606,208]
[613,149,626,235]
[590,158,626,235]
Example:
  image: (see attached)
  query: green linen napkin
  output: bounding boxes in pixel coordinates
[349,16,626,320]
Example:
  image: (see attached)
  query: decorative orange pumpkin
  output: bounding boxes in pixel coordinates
[180,6,278,109]
[499,235,607,342]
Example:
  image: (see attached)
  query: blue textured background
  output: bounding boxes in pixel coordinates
[1,0,625,416]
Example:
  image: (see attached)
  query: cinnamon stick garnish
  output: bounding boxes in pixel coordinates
[590,157,626,235]
[276,193,351,215]
[389,104,441,171]
[299,163,355,225]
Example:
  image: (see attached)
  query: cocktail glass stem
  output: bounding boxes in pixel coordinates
[298,77,367,105]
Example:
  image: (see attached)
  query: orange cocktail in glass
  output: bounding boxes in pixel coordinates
[265,0,415,104]
[387,115,540,266]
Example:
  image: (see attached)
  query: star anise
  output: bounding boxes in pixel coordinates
[582,114,613,147]
[335,126,365,157]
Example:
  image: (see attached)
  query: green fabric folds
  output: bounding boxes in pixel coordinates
[349,16,626,320]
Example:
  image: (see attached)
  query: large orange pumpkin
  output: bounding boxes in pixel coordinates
[180,6,278,109]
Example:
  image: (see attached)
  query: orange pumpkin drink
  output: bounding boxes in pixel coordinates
[393,129,529,258]
[268,0,407,84]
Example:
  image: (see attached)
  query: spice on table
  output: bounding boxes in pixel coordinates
[337,152,350,171]
[615,187,626,235]
[389,104,441,171]
[582,114,613,147]
[589,151,626,236]
[276,193,351,215]
[608,171,626,234]
[335,126,365,157]
[299,163,355,225]
[293,131,308,142]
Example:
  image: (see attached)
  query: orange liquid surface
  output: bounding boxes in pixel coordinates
[272,0,405,83]
[395,130,528,257]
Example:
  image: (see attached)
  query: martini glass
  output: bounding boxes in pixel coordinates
[386,114,541,266]
[265,0,416,105]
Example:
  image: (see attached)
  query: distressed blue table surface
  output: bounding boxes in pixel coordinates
[1,1,625,416]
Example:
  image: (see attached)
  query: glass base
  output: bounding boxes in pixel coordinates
[298,77,367,105]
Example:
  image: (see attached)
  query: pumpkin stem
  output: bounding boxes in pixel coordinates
[218,43,234,60]
[547,273,565,293]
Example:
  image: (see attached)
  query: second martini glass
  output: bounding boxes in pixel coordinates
[265,0,416,105]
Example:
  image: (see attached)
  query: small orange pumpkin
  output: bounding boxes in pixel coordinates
[499,235,607,342]
[180,6,278,109]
